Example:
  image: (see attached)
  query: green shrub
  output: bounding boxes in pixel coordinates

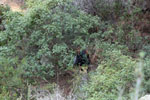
[0,5,10,16]
[142,57,150,93]
[0,56,24,100]
[0,5,10,31]
[80,50,136,100]
[0,87,11,100]
[1,0,101,79]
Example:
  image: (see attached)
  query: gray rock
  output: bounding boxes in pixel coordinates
[139,95,150,100]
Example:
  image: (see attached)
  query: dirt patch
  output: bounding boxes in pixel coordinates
[0,0,25,12]
[32,70,74,96]
[58,71,74,96]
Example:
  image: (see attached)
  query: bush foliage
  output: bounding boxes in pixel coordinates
[1,0,101,79]
[73,47,136,100]
[0,0,150,99]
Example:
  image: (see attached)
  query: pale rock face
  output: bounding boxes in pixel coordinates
[139,95,150,100]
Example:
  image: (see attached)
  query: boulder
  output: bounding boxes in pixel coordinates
[139,95,150,100]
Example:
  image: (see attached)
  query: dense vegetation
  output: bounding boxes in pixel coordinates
[0,0,150,100]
